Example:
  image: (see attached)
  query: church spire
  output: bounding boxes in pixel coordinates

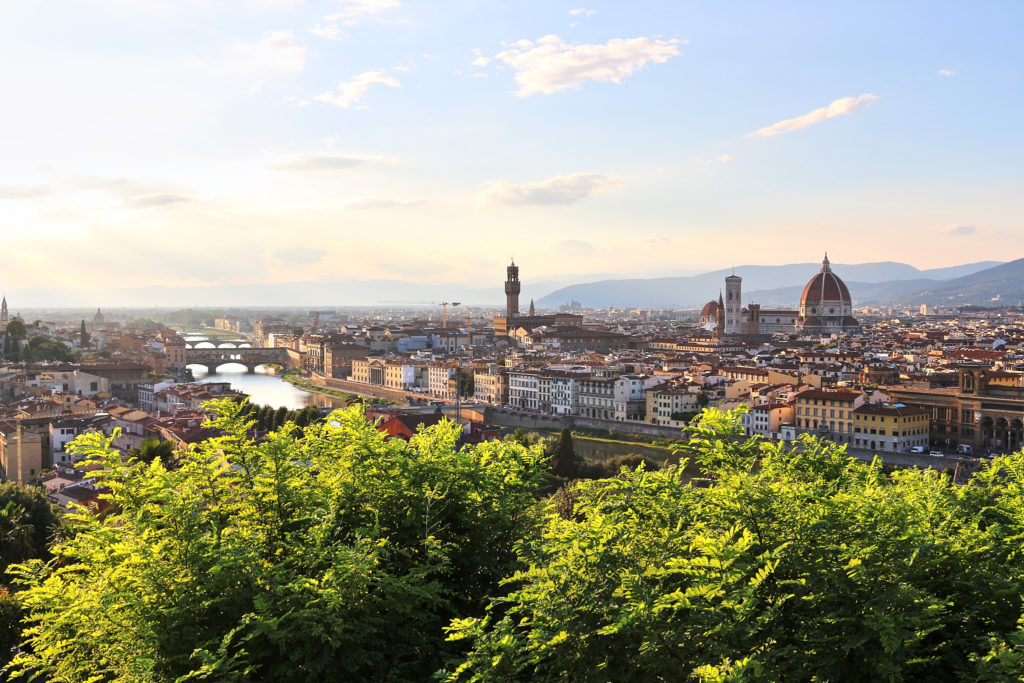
[822,252,831,272]
[529,299,535,316]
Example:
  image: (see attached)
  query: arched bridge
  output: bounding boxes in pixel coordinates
[186,347,295,374]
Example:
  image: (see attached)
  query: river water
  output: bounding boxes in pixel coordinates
[183,333,345,411]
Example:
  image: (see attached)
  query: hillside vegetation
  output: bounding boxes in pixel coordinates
[7,405,1024,681]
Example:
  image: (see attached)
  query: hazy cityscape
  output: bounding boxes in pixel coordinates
[2,1,1024,680]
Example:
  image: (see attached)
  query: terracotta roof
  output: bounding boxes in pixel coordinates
[800,255,851,305]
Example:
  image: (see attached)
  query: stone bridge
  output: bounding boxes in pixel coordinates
[185,347,295,374]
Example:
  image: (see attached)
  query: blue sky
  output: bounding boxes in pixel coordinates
[0,1,1020,295]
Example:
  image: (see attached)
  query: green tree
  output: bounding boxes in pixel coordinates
[444,408,1024,681]
[79,320,90,348]
[10,400,547,681]
[3,320,26,360]
[0,483,62,667]
[130,438,176,468]
[549,427,581,478]
[458,371,474,398]
[271,405,289,430]
[696,388,710,408]
[21,336,77,363]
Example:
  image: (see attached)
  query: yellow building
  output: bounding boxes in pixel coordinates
[853,403,930,452]
[646,385,698,427]
[794,388,863,444]
[0,421,44,483]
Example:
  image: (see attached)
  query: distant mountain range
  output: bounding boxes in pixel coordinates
[537,260,1019,309]
[8,259,1022,310]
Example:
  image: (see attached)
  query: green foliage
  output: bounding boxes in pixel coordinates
[0,483,61,577]
[20,336,78,363]
[4,320,26,342]
[0,483,62,667]
[130,438,177,468]
[458,371,474,398]
[696,389,710,408]
[10,400,548,681]
[550,428,581,479]
[444,408,1024,681]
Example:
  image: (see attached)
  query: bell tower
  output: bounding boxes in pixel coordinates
[505,259,520,318]
[0,296,7,327]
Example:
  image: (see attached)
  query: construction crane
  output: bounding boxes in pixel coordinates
[379,300,462,329]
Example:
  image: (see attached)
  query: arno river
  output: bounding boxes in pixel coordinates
[184,334,345,411]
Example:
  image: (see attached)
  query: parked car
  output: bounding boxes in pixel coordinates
[909,446,925,454]
[929,450,944,457]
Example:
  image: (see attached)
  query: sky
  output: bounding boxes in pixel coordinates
[0,0,1021,302]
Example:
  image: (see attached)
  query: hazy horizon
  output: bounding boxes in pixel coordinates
[2,1,1022,298]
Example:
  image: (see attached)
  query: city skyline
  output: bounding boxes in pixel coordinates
[1,1,1021,296]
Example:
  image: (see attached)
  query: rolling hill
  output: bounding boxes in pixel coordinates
[536,261,1005,309]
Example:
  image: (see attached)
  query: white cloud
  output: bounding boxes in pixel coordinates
[491,35,682,96]
[479,172,627,206]
[345,198,425,210]
[233,30,309,72]
[310,22,344,41]
[569,8,597,16]
[313,71,400,108]
[123,193,191,208]
[268,153,384,171]
[939,224,975,236]
[749,93,878,138]
[939,69,957,77]
[326,0,401,24]
[0,185,50,199]
[470,48,491,68]
[273,246,326,264]
[716,154,731,163]
[556,239,594,255]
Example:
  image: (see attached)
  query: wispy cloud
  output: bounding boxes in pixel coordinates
[345,198,425,210]
[313,71,400,108]
[569,8,597,16]
[310,23,345,41]
[232,30,309,72]
[273,246,327,264]
[938,68,957,77]
[939,224,975,236]
[749,93,878,138]
[0,185,50,199]
[470,48,491,68]
[123,193,191,208]
[268,153,387,171]
[480,172,627,206]
[556,239,594,255]
[491,35,682,96]
[326,0,401,25]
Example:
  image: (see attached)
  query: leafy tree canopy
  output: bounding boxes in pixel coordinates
[445,408,1024,681]
[10,400,547,681]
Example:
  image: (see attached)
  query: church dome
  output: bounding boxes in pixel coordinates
[700,300,720,317]
[800,254,851,306]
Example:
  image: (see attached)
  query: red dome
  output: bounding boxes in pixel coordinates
[700,300,720,317]
[800,255,851,305]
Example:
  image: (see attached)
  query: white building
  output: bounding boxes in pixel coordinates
[508,371,540,411]
[577,376,616,420]
[613,374,660,422]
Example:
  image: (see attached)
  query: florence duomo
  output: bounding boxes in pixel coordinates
[699,253,860,336]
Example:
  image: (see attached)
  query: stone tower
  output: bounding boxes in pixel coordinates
[0,296,7,327]
[505,259,521,318]
[725,271,742,334]
[529,299,535,316]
